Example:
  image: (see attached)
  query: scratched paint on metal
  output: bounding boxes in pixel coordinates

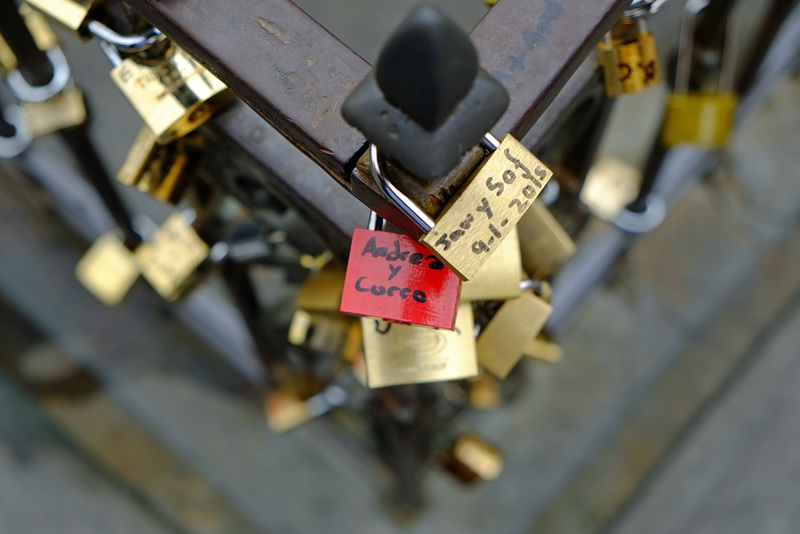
[340,229,461,330]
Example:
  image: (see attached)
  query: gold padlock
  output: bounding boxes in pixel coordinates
[373,134,551,280]
[75,232,140,306]
[134,211,211,300]
[117,126,203,203]
[460,226,523,301]
[476,285,552,378]
[294,262,346,313]
[25,0,102,38]
[110,46,233,144]
[21,88,87,138]
[661,3,738,148]
[1,4,59,72]
[597,18,660,97]
[517,201,575,278]
[361,302,478,388]
[442,434,504,483]
[287,310,353,355]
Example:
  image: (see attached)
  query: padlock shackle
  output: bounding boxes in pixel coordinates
[367,210,385,232]
[87,21,164,52]
[370,144,436,232]
[6,46,71,103]
[369,133,501,233]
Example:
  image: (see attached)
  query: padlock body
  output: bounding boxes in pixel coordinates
[361,303,478,388]
[477,291,551,378]
[75,232,139,306]
[135,212,210,300]
[661,93,737,148]
[111,49,232,144]
[420,134,552,281]
[341,229,461,330]
[597,32,659,97]
[638,32,660,87]
[460,226,523,301]
[22,89,86,137]
[517,201,575,278]
[118,126,201,203]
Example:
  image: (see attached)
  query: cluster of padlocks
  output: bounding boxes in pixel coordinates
[0,0,749,491]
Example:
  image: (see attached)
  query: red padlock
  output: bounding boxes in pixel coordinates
[340,213,461,330]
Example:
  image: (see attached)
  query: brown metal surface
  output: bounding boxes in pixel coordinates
[470,0,630,140]
[125,0,370,182]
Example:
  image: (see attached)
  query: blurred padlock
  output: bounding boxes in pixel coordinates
[441,434,504,483]
[117,125,203,203]
[134,211,214,300]
[361,302,478,388]
[597,4,661,97]
[476,280,552,378]
[460,226,523,302]
[21,88,87,138]
[661,2,738,148]
[75,232,140,306]
[106,38,233,144]
[517,201,576,279]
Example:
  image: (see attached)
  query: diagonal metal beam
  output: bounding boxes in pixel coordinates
[470,0,630,140]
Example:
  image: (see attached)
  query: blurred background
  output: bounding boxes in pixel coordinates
[1,0,800,532]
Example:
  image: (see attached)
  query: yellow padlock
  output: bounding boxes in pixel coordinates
[108,41,233,144]
[597,18,660,97]
[661,3,738,148]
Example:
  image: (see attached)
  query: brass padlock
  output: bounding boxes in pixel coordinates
[21,88,87,138]
[460,226,523,301]
[517,201,576,278]
[109,43,233,144]
[25,0,103,38]
[117,126,203,203]
[361,302,478,388]
[287,310,353,355]
[598,18,660,97]
[134,211,212,300]
[75,232,140,306]
[1,4,59,73]
[442,434,504,483]
[661,3,738,148]
[476,281,552,378]
[294,262,346,313]
[372,134,552,280]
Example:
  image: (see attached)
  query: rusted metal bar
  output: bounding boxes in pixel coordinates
[124,0,370,182]
[470,0,630,140]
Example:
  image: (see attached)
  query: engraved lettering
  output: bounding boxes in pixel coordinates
[486,176,504,196]
[476,197,493,219]
[435,233,452,251]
